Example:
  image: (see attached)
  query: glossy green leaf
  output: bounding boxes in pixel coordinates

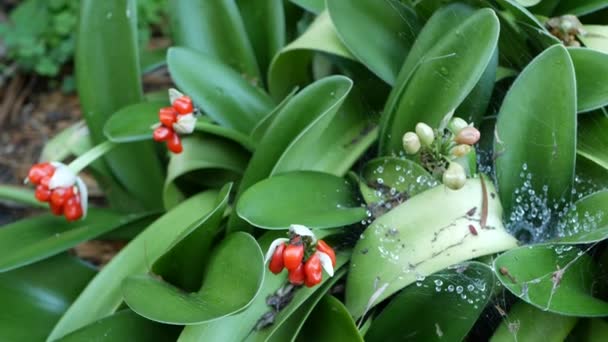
[457,48,498,125]
[580,26,608,54]
[346,177,518,318]
[103,101,254,150]
[268,11,354,100]
[0,185,46,208]
[555,0,608,16]
[569,48,608,113]
[250,87,298,143]
[177,231,344,341]
[494,45,576,216]
[167,47,275,134]
[47,190,224,340]
[290,0,324,13]
[578,112,608,172]
[140,47,168,74]
[123,232,263,324]
[77,0,164,210]
[555,190,608,244]
[296,295,362,342]
[0,209,148,272]
[515,0,542,6]
[57,310,180,342]
[490,301,578,342]
[494,244,608,316]
[327,0,420,85]
[366,262,495,342]
[379,7,500,154]
[169,0,260,79]
[40,121,87,162]
[236,0,285,78]
[0,254,95,342]
[496,0,545,28]
[567,318,608,341]
[163,136,249,209]
[237,171,367,229]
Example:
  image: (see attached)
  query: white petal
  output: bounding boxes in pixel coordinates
[150,122,161,129]
[76,177,88,219]
[318,252,334,277]
[264,238,289,263]
[289,224,316,240]
[173,114,196,134]
[48,164,76,189]
[169,88,184,105]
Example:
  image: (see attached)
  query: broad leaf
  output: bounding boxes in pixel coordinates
[296,295,362,342]
[554,0,608,16]
[494,244,608,316]
[346,177,518,318]
[327,0,420,85]
[237,171,367,229]
[555,190,608,244]
[0,185,46,208]
[0,209,150,272]
[569,48,608,113]
[47,189,226,340]
[580,25,608,54]
[167,47,275,134]
[379,7,500,154]
[122,232,263,324]
[366,262,495,342]
[578,112,608,172]
[494,45,576,216]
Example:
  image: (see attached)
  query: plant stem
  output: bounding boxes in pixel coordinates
[68,141,117,174]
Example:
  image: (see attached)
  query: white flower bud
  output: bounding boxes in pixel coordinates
[451,144,472,158]
[173,113,196,134]
[448,117,468,134]
[168,88,185,105]
[48,163,77,189]
[402,132,421,154]
[443,162,466,190]
[454,127,481,145]
[415,122,435,147]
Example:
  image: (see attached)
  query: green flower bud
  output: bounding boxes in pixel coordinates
[451,144,472,157]
[443,162,466,190]
[402,132,421,154]
[448,117,468,134]
[415,122,435,147]
[454,127,480,145]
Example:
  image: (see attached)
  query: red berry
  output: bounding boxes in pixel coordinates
[268,243,286,274]
[316,240,336,266]
[166,132,183,153]
[50,202,63,216]
[304,253,323,287]
[50,187,74,208]
[28,163,55,184]
[173,96,193,114]
[40,176,51,188]
[35,185,52,202]
[64,197,83,221]
[159,107,178,127]
[288,264,305,286]
[283,243,304,271]
[153,126,172,141]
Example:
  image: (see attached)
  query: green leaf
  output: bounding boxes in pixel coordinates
[554,190,608,244]
[163,136,249,209]
[103,101,255,150]
[296,295,362,342]
[56,310,180,342]
[580,26,608,54]
[140,47,167,74]
[378,7,500,154]
[169,0,260,79]
[366,262,495,342]
[77,0,164,210]
[496,0,546,28]
[0,185,46,208]
[250,87,298,143]
[457,48,498,125]
[228,75,353,232]
[236,0,285,78]
[495,244,608,316]
[569,48,608,113]
[327,0,420,85]
[268,11,354,100]
[290,0,324,13]
[346,177,518,318]
[578,112,608,172]
[567,318,608,341]
[168,47,275,134]
[40,121,87,162]
[515,0,542,6]
[494,45,577,216]
[0,254,95,342]
[176,231,345,341]
[122,232,263,324]
[237,171,367,229]
[555,0,608,16]
[0,209,150,272]
[47,189,226,340]
[490,301,578,342]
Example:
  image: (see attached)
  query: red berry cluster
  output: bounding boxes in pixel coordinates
[269,238,336,287]
[28,163,83,221]
[153,96,193,154]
